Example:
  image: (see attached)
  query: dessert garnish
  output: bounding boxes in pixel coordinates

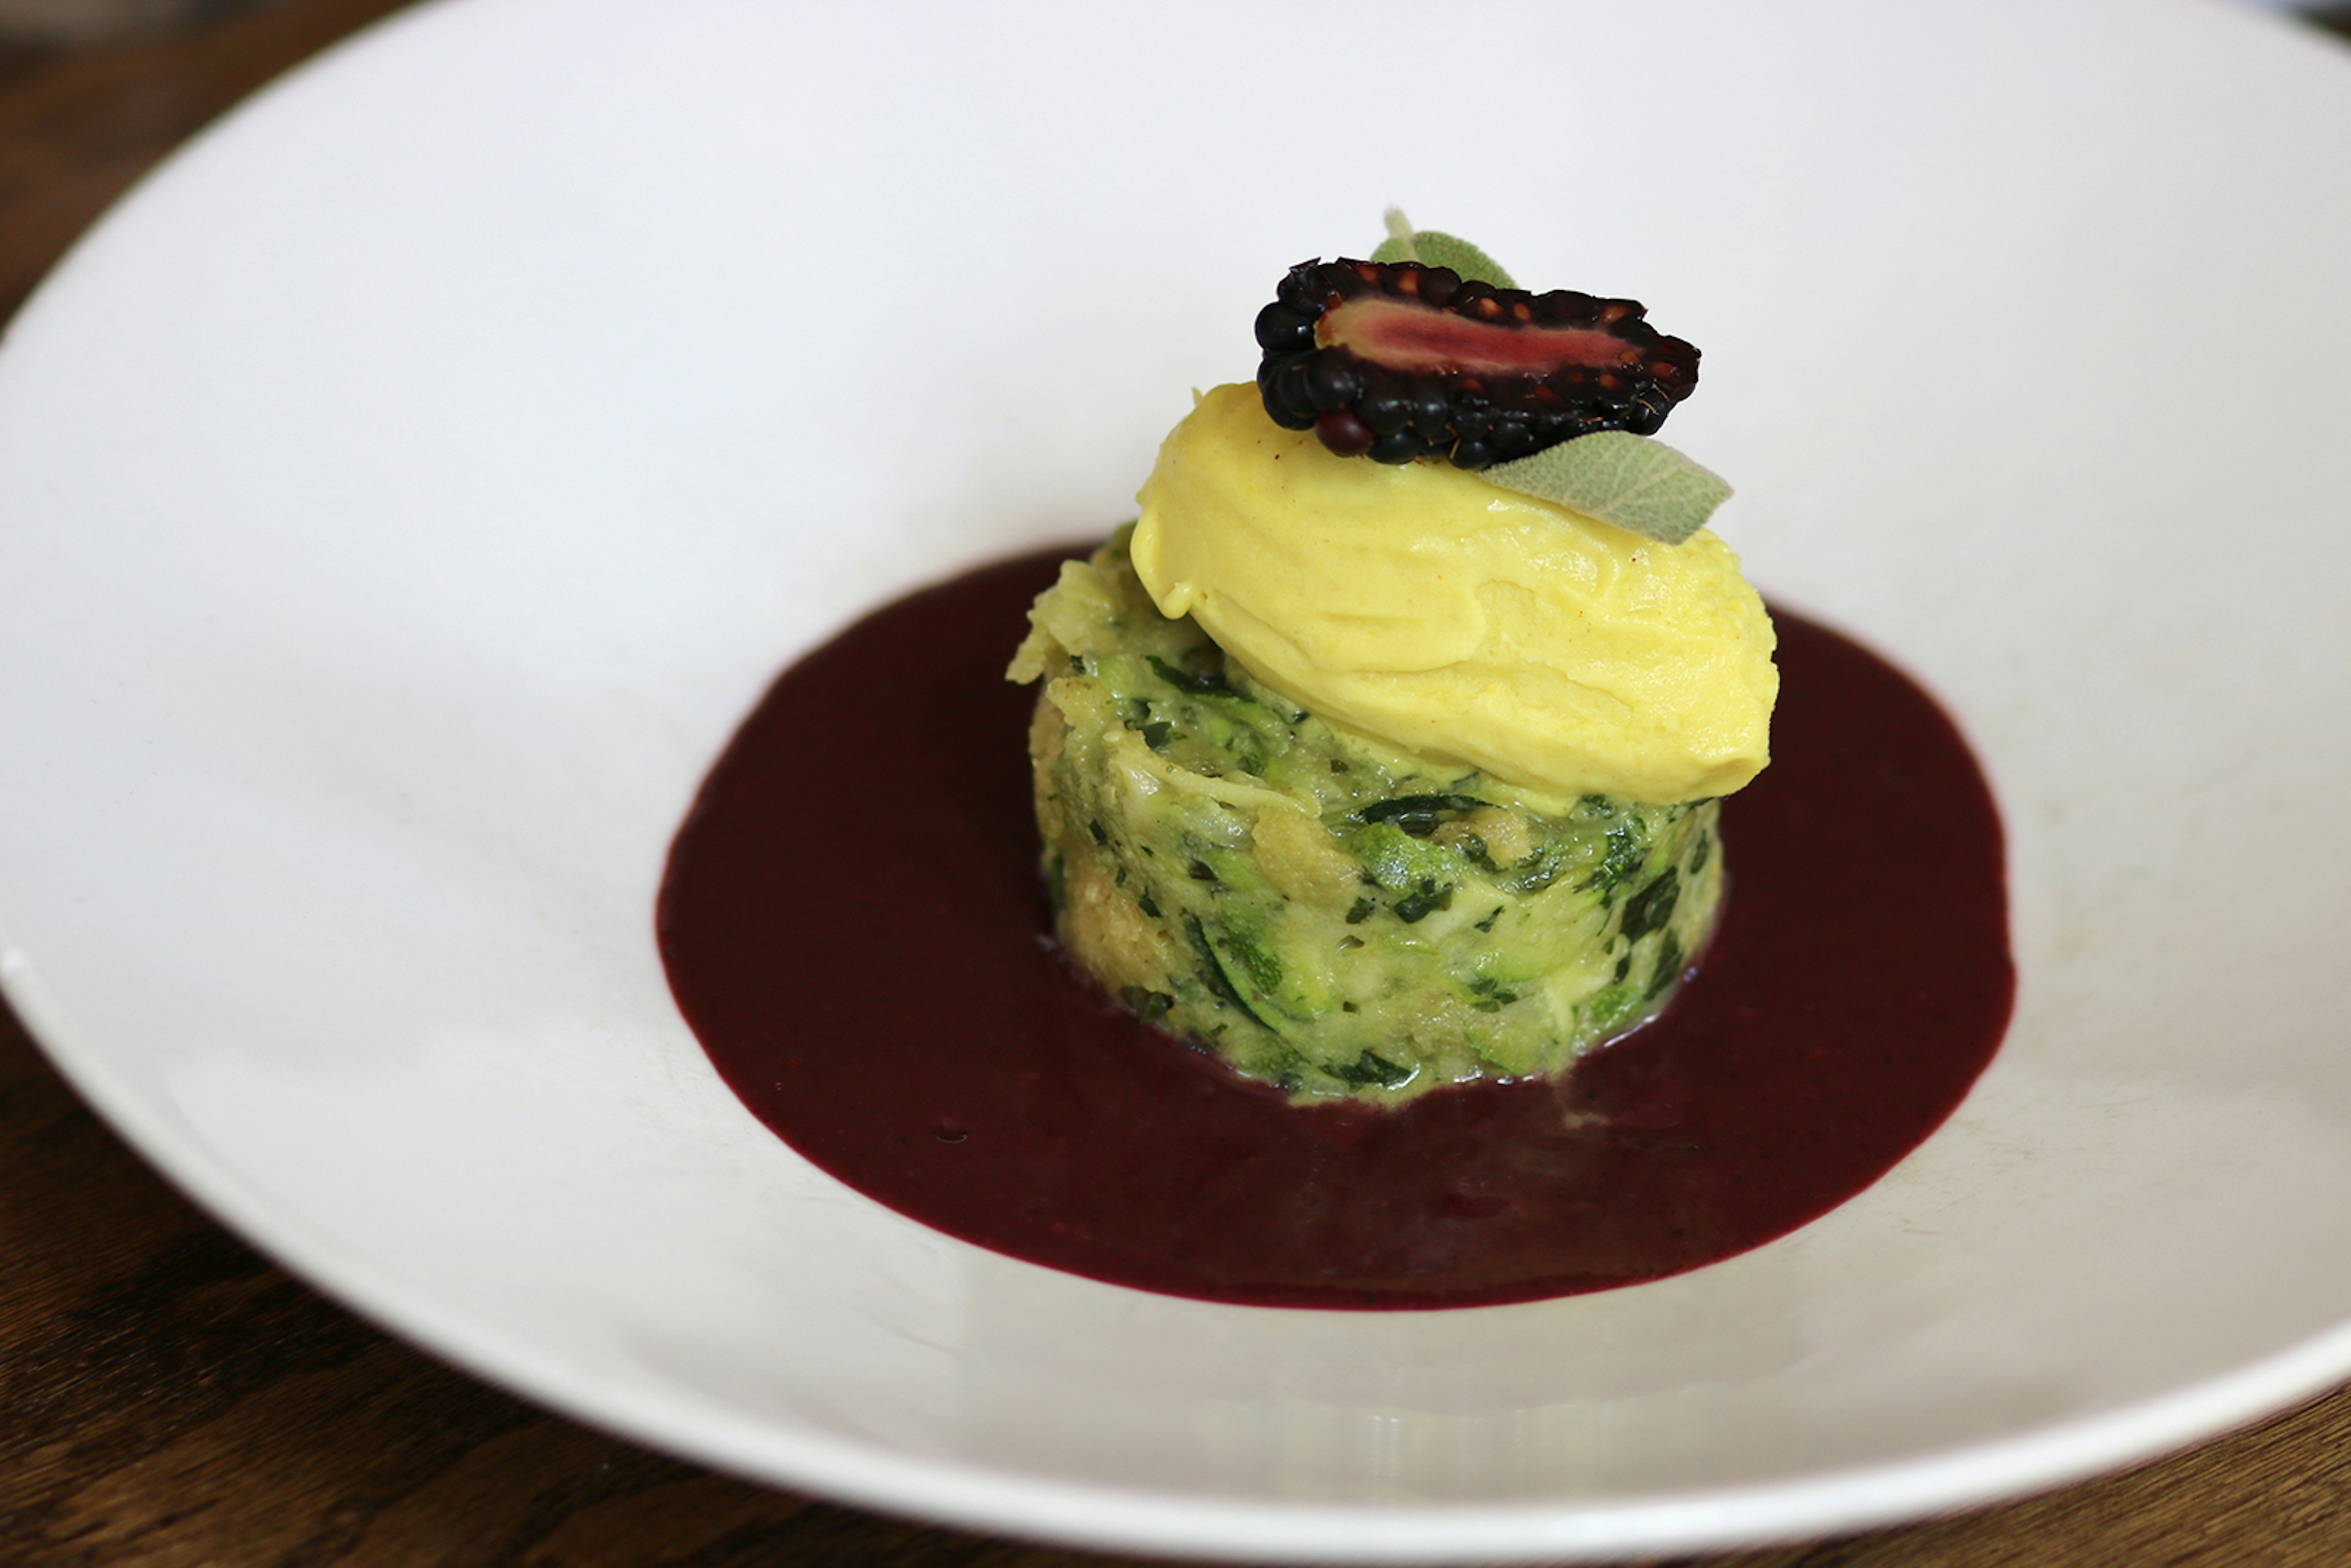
[1258,211,1730,544]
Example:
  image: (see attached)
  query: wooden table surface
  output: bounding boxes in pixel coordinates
[8,3,2351,1563]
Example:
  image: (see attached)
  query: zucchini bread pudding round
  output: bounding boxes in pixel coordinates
[1009,528,1721,1102]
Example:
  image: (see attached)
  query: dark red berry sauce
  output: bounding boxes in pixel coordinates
[657,547,2012,1310]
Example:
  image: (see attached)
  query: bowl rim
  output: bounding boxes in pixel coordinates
[12,950,2349,1564]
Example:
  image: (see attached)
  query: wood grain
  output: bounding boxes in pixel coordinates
[7,3,2351,1563]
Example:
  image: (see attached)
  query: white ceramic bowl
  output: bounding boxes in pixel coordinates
[6,0,2351,1559]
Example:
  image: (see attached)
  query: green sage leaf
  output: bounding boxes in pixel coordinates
[1482,432,1733,545]
[1367,207,1517,289]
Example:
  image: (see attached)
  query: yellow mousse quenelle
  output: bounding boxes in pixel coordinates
[1128,383,1777,805]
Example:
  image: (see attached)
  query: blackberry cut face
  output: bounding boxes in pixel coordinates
[1254,258,1701,468]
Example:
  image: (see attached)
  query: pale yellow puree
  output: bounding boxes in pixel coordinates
[1129,383,1777,804]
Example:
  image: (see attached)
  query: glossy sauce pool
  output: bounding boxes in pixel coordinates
[658,548,2013,1309]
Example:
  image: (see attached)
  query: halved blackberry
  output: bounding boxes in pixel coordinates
[1254,258,1700,468]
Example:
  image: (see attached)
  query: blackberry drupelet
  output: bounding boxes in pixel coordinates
[1254,258,1701,468]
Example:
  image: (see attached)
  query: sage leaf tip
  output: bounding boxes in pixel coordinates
[1370,206,1417,266]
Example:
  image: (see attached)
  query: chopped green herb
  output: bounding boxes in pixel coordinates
[1464,977,1519,1011]
[1646,932,1686,1000]
[1505,846,1569,896]
[1393,879,1454,924]
[1146,654,1232,696]
[1120,986,1175,1021]
[1620,868,1681,944]
[1357,793,1488,838]
[1332,1048,1416,1089]
[1578,822,1648,899]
